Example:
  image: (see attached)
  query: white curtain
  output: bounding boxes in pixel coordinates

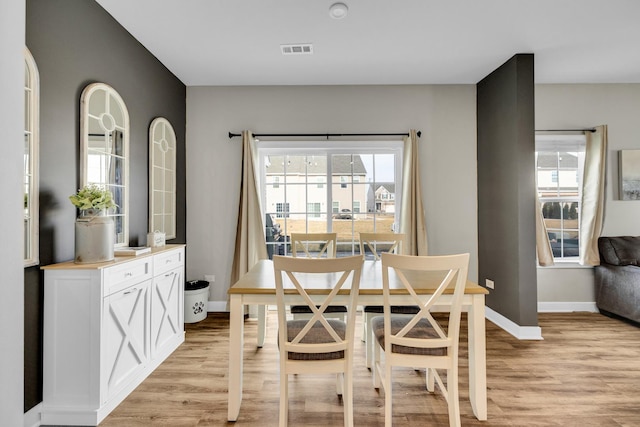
[230,131,268,286]
[579,125,607,266]
[399,129,428,255]
[535,192,555,266]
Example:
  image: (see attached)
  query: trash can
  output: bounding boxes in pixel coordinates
[184,280,209,323]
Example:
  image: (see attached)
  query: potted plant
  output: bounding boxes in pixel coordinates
[69,183,117,215]
[70,184,117,264]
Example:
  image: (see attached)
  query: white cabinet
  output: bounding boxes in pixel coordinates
[42,245,185,426]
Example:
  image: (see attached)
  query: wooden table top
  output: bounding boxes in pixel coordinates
[229,259,488,296]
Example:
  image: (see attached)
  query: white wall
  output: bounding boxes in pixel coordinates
[536,84,640,308]
[0,0,25,423]
[186,85,478,307]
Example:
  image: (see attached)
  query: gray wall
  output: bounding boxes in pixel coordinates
[0,0,26,423]
[186,85,479,307]
[24,0,186,411]
[477,54,538,326]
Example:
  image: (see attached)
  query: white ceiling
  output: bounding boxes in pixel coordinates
[96,0,640,86]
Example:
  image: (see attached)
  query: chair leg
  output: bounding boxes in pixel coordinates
[344,371,354,427]
[336,372,344,395]
[372,341,381,388]
[365,313,373,369]
[384,360,393,427]
[447,367,461,427]
[279,372,288,427]
[426,368,435,392]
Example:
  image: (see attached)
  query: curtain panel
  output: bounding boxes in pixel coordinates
[399,129,428,255]
[579,125,607,266]
[230,131,268,286]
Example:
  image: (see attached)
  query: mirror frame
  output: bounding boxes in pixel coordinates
[149,117,177,240]
[24,47,39,267]
[80,82,130,246]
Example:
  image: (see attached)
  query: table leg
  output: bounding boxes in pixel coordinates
[257,304,266,347]
[467,295,487,420]
[228,294,244,421]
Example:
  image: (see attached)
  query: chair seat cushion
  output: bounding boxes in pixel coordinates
[363,305,420,314]
[283,319,346,360]
[290,305,347,313]
[371,315,446,356]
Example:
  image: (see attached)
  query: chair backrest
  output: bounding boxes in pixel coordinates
[380,252,470,354]
[291,232,337,258]
[273,255,363,358]
[359,232,407,260]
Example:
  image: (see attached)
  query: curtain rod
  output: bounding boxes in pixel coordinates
[228,131,421,139]
[535,128,596,133]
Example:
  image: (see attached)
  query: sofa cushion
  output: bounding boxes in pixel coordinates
[598,236,640,266]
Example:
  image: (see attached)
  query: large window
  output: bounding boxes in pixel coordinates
[536,135,586,260]
[259,141,403,257]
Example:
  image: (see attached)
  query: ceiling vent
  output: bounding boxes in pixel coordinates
[281,44,314,55]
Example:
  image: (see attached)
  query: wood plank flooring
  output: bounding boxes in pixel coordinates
[100,311,640,426]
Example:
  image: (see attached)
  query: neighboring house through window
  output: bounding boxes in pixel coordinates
[259,140,403,257]
[536,134,586,260]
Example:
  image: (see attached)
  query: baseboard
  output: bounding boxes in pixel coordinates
[24,403,41,427]
[208,300,228,312]
[537,301,598,313]
[485,307,543,340]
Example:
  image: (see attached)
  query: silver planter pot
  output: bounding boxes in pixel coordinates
[74,212,114,264]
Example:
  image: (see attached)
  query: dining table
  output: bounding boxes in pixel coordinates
[227,258,489,422]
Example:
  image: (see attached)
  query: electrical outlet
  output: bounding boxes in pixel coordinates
[485,279,494,290]
[204,274,215,283]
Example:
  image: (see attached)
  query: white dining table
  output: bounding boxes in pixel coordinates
[227,259,489,421]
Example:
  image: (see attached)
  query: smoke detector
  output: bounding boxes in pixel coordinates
[329,2,349,19]
[281,44,314,55]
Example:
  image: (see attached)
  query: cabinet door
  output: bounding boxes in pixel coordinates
[103,281,150,402]
[151,267,184,358]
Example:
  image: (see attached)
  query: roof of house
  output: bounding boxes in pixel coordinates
[266,154,367,175]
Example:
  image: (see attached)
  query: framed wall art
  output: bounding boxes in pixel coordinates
[619,149,640,200]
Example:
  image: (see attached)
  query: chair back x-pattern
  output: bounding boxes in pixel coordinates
[273,255,362,355]
[381,252,470,355]
[291,232,337,259]
[359,232,406,261]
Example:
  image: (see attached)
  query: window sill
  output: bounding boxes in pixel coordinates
[537,260,593,269]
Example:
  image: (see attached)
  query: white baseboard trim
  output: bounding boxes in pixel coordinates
[537,301,598,313]
[485,307,543,340]
[24,403,41,427]
[208,300,228,312]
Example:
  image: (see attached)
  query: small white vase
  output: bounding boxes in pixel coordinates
[74,210,114,264]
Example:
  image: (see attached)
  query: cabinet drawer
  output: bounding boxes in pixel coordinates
[104,258,152,296]
[154,248,184,276]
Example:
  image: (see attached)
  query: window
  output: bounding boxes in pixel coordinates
[24,48,39,267]
[260,140,403,257]
[276,202,290,218]
[536,135,586,260]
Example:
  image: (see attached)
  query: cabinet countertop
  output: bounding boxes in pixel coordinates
[41,244,186,270]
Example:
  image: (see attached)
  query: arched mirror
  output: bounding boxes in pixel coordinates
[80,83,129,246]
[24,47,39,266]
[149,117,176,239]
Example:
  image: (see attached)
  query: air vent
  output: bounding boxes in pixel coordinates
[281,44,314,55]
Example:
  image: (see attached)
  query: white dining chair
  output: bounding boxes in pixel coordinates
[273,255,363,427]
[289,232,347,320]
[358,232,419,369]
[371,252,470,427]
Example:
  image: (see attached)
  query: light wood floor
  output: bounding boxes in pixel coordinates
[101,311,640,426]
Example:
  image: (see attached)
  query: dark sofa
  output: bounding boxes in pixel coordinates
[595,236,640,324]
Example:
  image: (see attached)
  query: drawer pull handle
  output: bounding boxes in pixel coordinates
[165,259,172,264]
[123,288,137,295]
[165,272,175,277]
[125,272,133,277]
